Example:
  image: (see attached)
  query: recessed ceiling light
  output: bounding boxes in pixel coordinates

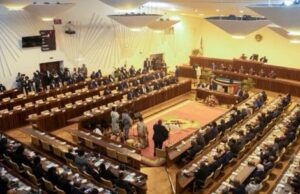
[232,35,246,39]
[42,17,54,22]
[239,10,244,13]
[288,31,300,36]
[130,28,142,32]
[216,9,220,12]
[290,40,300,44]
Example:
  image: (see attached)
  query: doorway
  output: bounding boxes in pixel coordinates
[39,61,63,73]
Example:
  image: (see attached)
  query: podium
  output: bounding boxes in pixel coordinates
[212,77,241,95]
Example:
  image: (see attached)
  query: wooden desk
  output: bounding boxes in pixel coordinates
[196,89,238,104]
[24,128,148,194]
[70,80,192,129]
[71,130,142,169]
[190,56,300,82]
[3,134,113,193]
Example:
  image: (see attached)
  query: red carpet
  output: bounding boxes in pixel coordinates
[130,100,227,159]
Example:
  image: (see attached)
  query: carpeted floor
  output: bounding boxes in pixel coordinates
[130,100,228,159]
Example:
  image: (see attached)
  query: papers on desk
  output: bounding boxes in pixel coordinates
[94,159,104,167]
[46,163,58,169]
[124,173,136,182]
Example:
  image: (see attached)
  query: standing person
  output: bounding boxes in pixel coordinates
[121,110,133,140]
[0,83,6,92]
[195,65,202,83]
[111,107,120,135]
[152,120,169,156]
[81,64,88,78]
[137,117,148,148]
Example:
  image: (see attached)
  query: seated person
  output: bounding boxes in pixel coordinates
[239,66,245,74]
[103,87,112,95]
[115,172,136,194]
[0,83,6,92]
[98,163,117,182]
[88,80,98,89]
[240,53,247,60]
[260,56,268,63]
[230,180,246,194]
[65,147,75,161]
[11,145,31,166]
[57,172,72,193]
[32,156,44,180]
[127,90,135,100]
[258,69,266,77]
[93,124,103,136]
[75,149,88,170]
[245,177,262,194]
[194,161,212,182]
[71,180,84,194]
[268,70,277,79]
[197,82,207,89]
[46,167,60,185]
[185,140,202,160]
[249,68,256,75]
[0,138,8,157]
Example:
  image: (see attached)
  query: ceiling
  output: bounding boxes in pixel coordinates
[124,0,285,18]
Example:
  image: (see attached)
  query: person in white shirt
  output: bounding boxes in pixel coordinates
[111,107,120,135]
[195,65,202,83]
[137,117,148,148]
[93,124,103,136]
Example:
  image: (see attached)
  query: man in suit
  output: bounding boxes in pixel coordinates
[194,162,212,182]
[32,156,44,180]
[65,148,75,161]
[115,172,136,194]
[0,83,6,92]
[152,120,169,156]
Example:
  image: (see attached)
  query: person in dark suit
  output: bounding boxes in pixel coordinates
[103,87,112,95]
[196,132,206,148]
[0,83,6,92]
[57,172,72,193]
[65,148,75,161]
[46,167,60,185]
[0,138,8,157]
[230,180,246,194]
[32,156,44,180]
[194,162,212,182]
[98,163,117,182]
[186,140,202,160]
[152,120,169,156]
[71,180,85,194]
[11,145,31,166]
[115,172,136,194]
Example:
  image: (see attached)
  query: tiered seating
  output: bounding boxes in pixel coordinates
[70,129,142,168]
[167,91,267,162]
[0,163,37,193]
[70,79,191,129]
[0,134,113,194]
[0,71,163,131]
[273,148,300,193]
[214,104,300,194]
[26,71,172,131]
[176,94,290,193]
[26,128,148,194]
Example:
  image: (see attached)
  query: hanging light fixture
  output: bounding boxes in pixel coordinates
[24,2,75,21]
[109,13,162,29]
[99,0,148,9]
[205,15,270,38]
[248,2,300,35]
[147,18,180,30]
[268,24,300,43]
[0,0,31,10]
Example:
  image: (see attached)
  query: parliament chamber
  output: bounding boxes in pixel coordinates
[1,1,300,194]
